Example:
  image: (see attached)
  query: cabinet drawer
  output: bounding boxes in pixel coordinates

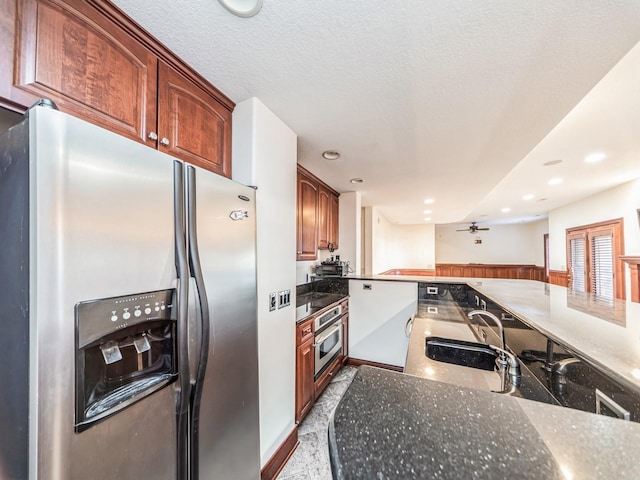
[296,319,314,344]
[315,354,341,400]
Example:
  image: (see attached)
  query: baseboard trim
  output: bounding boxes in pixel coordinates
[261,427,299,480]
[347,357,404,372]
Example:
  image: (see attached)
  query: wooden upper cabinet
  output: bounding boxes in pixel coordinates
[296,165,340,260]
[318,185,339,250]
[297,170,319,261]
[1,0,234,177]
[317,186,331,250]
[329,191,339,250]
[157,62,231,176]
[8,0,157,145]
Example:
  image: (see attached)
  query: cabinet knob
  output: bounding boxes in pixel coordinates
[160,137,170,147]
[147,132,158,141]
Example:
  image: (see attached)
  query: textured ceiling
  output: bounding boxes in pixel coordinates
[113,0,640,225]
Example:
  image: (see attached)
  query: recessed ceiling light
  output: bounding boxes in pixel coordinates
[322,150,340,160]
[544,159,563,167]
[585,152,606,163]
[349,178,364,184]
[423,210,432,214]
[217,0,262,17]
[522,194,534,201]
[548,177,563,186]
[501,207,511,213]
[424,199,435,204]
[424,217,432,222]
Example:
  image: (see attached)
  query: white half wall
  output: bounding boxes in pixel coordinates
[435,221,548,265]
[232,98,297,466]
[548,178,640,299]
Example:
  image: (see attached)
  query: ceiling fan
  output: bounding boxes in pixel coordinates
[456,222,490,234]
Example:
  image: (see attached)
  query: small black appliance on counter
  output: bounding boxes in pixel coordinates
[314,255,348,277]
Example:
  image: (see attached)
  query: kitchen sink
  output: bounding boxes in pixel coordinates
[425,336,498,371]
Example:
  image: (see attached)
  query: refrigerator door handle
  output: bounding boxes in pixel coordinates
[174,160,191,480]
[186,165,212,479]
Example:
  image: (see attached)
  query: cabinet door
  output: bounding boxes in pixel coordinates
[6,0,157,145]
[297,170,319,260]
[318,186,339,250]
[317,186,331,250]
[157,62,232,177]
[295,337,314,423]
[342,313,349,361]
[329,192,340,249]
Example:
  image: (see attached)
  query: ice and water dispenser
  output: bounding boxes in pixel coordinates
[74,289,178,432]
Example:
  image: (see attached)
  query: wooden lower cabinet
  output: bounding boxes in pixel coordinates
[295,319,315,423]
[341,302,349,364]
[296,299,349,423]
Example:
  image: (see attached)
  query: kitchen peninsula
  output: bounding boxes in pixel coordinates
[328,276,640,479]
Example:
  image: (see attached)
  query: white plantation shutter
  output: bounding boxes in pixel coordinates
[569,236,586,293]
[591,233,614,300]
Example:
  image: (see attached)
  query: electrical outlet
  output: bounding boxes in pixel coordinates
[269,293,276,312]
[278,289,291,309]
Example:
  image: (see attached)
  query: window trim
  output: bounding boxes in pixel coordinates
[566,218,625,300]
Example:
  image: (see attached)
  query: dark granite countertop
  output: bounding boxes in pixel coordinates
[329,366,640,479]
[295,292,348,324]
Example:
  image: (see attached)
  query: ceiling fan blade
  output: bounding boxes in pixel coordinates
[477,227,490,231]
[456,229,469,231]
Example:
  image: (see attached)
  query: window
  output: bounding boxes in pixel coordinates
[566,219,624,300]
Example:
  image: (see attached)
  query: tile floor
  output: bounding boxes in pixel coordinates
[276,366,358,480]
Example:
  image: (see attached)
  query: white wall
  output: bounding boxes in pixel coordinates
[362,208,436,274]
[232,98,297,466]
[337,191,361,275]
[435,221,548,265]
[548,178,640,299]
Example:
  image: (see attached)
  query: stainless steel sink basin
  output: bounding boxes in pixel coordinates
[425,336,498,371]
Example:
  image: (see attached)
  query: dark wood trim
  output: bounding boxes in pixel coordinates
[621,256,640,303]
[434,263,545,281]
[543,233,549,283]
[379,269,436,276]
[549,269,569,287]
[260,427,299,480]
[347,357,403,372]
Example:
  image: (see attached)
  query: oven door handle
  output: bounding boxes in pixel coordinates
[314,323,342,347]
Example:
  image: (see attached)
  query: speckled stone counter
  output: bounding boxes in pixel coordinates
[295,292,348,324]
[329,366,640,480]
[344,275,640,396]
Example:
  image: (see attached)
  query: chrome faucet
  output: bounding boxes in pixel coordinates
[467,310,506,352]
[467,310,520,377]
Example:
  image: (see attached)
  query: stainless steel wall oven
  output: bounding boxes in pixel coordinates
[314,305,343,378]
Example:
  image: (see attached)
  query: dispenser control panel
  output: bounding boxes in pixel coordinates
[76,289,175,348]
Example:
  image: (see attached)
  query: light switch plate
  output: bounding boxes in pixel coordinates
[278,289,291,309]
[269,293,276,312]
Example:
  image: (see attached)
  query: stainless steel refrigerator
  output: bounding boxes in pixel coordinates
[0,104,260,479]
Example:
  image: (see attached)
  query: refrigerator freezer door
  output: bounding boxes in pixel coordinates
[189,165,260,479]
[29,107,178,479]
